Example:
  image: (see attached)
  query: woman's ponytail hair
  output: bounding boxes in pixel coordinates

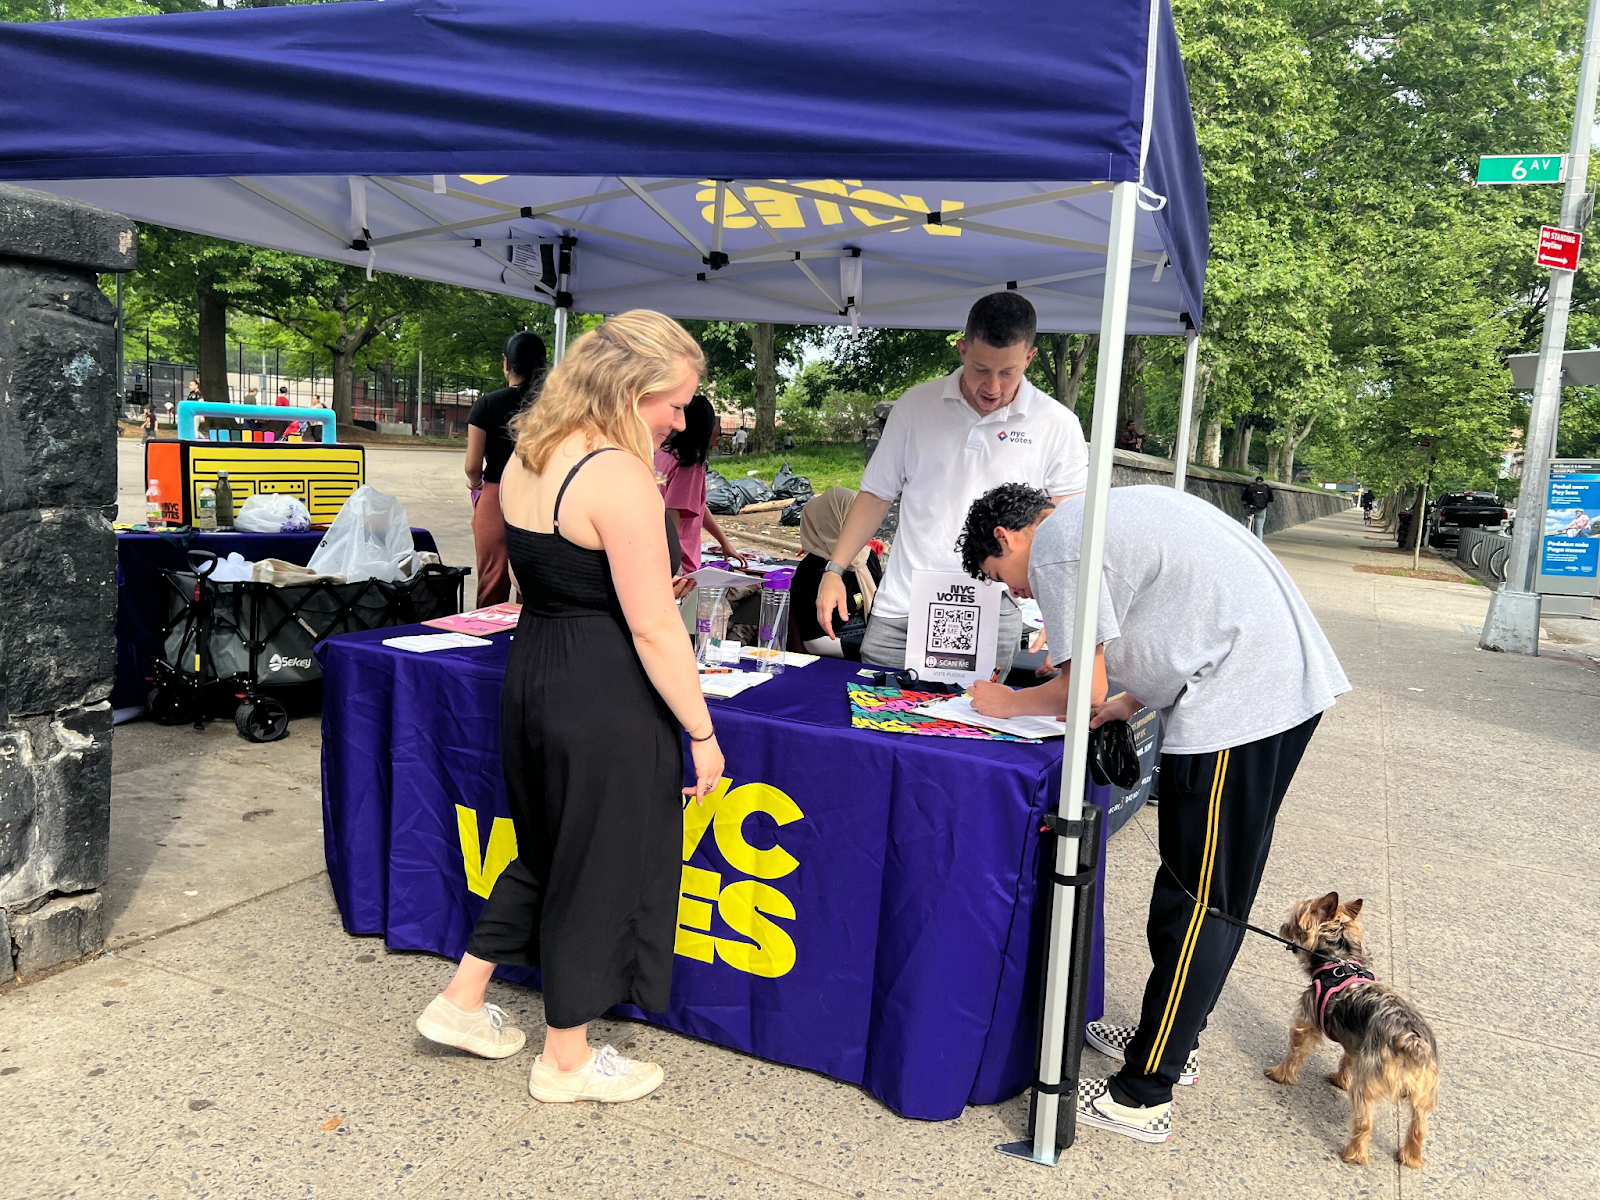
[504,331,548,399]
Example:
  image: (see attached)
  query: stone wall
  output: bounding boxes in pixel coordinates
[862,409,1351,542]
[1110,450,1353,534]
[0,185,134,981]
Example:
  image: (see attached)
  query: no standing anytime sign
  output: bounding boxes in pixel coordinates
[1537,225,1582,271]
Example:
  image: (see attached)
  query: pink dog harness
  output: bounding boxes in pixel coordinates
[1310,959,1377,1034]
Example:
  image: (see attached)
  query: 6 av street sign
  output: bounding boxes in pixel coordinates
[1478,154,1566,184]
[1537,226,1583,272]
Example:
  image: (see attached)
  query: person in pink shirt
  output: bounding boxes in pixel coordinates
[655,393,737,574]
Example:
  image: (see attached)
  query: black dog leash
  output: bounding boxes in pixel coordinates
[1129,810,1358,969]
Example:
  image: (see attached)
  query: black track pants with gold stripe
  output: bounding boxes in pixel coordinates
[1110,713,1322,1108]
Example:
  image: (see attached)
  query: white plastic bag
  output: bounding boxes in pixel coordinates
[234,492,312,534]
[206,551,255,582]
[307,486,415,582]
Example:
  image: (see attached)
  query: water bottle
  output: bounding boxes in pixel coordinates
[695,586,729,665]
[145,479,163,528]
[755,571,792,674]
[215,471,234,530]
[196,483,217,530]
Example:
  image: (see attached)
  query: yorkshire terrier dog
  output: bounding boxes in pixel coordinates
[1264,893,1440,1168]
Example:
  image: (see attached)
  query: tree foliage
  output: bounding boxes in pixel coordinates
[25,0,1600,479]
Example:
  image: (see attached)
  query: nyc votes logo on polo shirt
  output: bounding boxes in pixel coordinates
[996,430,1033,446]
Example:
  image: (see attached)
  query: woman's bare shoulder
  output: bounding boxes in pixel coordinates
[580,448,661,495]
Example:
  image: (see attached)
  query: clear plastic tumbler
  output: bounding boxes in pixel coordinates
[695,586,729,665]
[754,573,792,674]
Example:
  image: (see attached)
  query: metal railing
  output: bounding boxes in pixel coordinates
[1456,527,1514,584]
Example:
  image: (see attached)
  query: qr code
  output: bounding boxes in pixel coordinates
[928,603,979,652]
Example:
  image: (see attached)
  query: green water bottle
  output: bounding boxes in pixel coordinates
[215,471,234,531]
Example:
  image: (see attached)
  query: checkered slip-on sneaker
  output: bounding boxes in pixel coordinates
[1084,1021,1199,1085]
[1075,1077,1173,1144]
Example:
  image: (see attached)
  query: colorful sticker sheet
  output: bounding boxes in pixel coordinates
[846,683,1042,743]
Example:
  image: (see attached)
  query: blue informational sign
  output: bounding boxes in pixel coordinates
[1541,467,1600,578]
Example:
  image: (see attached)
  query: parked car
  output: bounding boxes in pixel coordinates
[1424,491,1508,549]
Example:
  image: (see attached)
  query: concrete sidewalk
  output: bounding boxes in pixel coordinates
[5,509,1598,1199]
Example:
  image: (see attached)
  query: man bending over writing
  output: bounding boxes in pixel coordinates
[955,483,1349,1145]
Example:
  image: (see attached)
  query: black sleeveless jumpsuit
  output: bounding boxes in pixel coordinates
[464,449,684,1028]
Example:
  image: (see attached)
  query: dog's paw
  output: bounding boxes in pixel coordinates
[1340,1143,1370,1166]
[1398,1148,1425,1170]
[1326,1071,1349,1091]
[1264,1064,1297,1085]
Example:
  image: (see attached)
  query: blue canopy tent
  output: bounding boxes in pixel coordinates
[0,0,1209,1161]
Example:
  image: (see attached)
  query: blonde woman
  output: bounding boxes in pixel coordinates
[416,311,724,1104]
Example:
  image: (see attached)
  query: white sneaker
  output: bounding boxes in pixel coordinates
[528,1044,664,1104]
[1084,1021,1198,1085]
[1075,1077,1173,1144]
[415,995,526,1059]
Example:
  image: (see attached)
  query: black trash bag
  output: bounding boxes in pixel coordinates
[780,496,810,526]
[705,469,746,515]
[771,461,815,500]
[729,476,777,506]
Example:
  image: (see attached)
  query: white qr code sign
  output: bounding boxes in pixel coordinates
[904,571,1001,684]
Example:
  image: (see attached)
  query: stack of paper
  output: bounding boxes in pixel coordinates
[699,672,773,699]
[383,632,493,653]
[425,603,521,635]
[910,695,1064,740]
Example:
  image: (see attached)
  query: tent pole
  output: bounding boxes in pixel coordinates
[553,235,575,365]
[1172,332,1199,492]
[1001,178,1139,1167]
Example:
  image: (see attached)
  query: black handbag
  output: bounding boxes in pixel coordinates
[1088,719,1141,789]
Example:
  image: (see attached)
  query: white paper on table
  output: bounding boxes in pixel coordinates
[382,632,493,653]
[902,570,1002,684]
[740,648,818,667]
[699,671,774,698]
[687,565,758,589]
[910,695,1063,740]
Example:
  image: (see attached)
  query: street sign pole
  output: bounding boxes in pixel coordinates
[1482,0,1600,655]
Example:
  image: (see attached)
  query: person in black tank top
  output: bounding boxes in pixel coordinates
[417,310,721,1106]
[467,332,547,606]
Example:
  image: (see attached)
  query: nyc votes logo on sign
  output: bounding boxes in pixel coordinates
[453,773,804,981]
[694,180,964,235]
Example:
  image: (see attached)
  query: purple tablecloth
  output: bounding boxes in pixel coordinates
[113,527,438,709]
[317,628,1106,1120]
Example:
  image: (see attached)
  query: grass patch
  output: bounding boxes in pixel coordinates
[708,443,866,493]
[1353,564,1473,583]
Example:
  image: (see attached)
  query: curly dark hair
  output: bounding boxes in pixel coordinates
[956,483,1054,579]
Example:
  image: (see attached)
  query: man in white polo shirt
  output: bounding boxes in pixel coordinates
[816,292,1087,675]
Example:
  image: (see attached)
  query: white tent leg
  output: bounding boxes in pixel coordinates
[1013,178,1139,1167]
[553,307,570,365]
[1172,332,1199,492]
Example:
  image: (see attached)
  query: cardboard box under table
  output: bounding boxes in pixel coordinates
[317,630,1109,1121]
